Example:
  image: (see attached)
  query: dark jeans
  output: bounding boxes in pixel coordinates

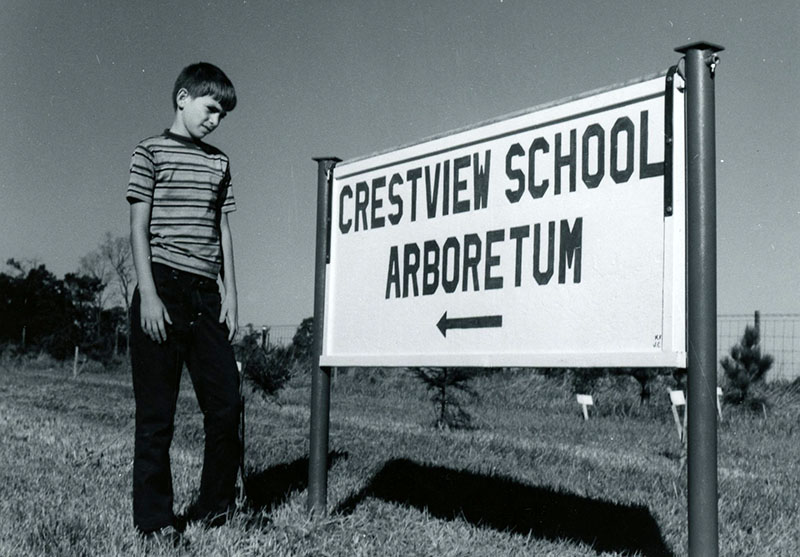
[130,263,240,533]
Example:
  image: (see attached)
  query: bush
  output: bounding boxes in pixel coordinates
[244,344,295,400]
[412,367,486,430]
[291,317,313,365]
[570,368,607,395]
[721,325,774,407]
[235,326,297,401]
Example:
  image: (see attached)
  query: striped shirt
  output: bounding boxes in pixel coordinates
[126,130,235,279]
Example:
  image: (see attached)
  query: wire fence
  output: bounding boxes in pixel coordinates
[251,312,800,382]
[718,312,799,382]
[264,325,298,347]
[235,324,298,348]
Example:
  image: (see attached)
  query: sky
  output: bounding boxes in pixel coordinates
[1,0,798,327]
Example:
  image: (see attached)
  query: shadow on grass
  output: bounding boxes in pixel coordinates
[243,450,348,515]
[335,458,673,557]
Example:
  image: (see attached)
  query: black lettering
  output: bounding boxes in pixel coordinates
[339,185,353,234]
[385,245,400,298]
[422,240,440,296]
[555,130,577,194]
[442,237,460,293]
[473,151,490,210]
[529,137,550,199]
[442,160,450,216]
[355,181,369,232]
[534,222,555,285]
[424,163,441,219]
[510,225,530,287]
[582,124,605,189]
[403,243,420,297]
[559,217,583,284]
[453,155,471,214]
[610,117,635,183]
[388,173,403,225]
[505,143,525,203]
[485,229,504,290]
[639,110,665,178]
[371,176,386,229]
[462,233,481,292]
[406,167,421,222]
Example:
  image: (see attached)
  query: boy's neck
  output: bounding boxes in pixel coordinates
[167,123,205,146]
[169,117,192,140]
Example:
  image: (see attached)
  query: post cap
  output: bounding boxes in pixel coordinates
[675,41,725,54]
[312,156,343,163]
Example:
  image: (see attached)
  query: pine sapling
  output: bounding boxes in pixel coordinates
[721,325,773,407]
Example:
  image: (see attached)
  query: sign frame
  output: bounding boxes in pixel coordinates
[320,71,687,369]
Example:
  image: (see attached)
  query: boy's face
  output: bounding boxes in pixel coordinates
[174,89,227,140]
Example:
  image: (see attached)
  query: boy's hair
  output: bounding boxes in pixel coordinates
[172,62,237,112]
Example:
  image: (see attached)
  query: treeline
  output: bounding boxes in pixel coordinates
[1,233,134,362]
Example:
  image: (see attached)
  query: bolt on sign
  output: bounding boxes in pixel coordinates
[322,72,686,368]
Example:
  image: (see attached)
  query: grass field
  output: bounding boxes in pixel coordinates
[1,354,798,556]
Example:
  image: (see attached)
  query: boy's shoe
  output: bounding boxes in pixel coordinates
[142,525,188,548]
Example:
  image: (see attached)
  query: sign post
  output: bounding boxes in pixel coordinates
[308,156,340,515]
[677,41,723,557]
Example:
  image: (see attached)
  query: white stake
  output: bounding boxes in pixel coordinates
[576,394,594,421]
[669,390,686,441]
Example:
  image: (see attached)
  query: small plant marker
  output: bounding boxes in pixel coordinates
[669,390,686,441]
[716,386,723,421]
[576,394,593,421]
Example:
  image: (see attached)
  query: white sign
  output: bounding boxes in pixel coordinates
[670,390,686,406]
[322,73,686,368]
[576,394,594,421]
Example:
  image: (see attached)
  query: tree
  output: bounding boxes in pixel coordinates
[412,367,484,430]
[235,326,293,401]
[77,250,112,310]
[2,260,70,353]
[64,272,127,362]
[0,259,124,362]
[721,325,773,406]
[291,317,314,364]
[98,233,134,316]
[64,272,104,342]
[80,233,134,355]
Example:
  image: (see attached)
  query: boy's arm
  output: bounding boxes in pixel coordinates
[130,201,172,342]
[219,212,238,342]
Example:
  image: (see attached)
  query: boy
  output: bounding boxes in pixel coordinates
[126,62,240,541]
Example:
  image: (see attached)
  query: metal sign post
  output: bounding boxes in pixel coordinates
[676,41,723,557]
[308,156,340,515]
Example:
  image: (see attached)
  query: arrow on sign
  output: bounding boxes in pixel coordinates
[436,312,503,338]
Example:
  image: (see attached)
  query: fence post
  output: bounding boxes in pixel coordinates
[754,310,760,337]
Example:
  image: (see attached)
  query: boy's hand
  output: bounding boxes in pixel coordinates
[139,291,172,343]
[219,292,238,342]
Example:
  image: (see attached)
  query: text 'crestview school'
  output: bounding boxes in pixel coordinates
[336,111,664,299]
